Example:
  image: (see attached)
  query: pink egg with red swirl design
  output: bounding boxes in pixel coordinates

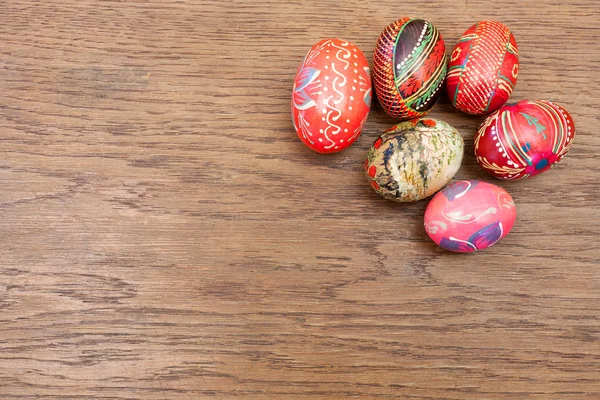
[424,180,516,253]
[475,100,575,180]
[292,38,372,153]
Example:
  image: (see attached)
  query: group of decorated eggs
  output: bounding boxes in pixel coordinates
[291,18,575,253]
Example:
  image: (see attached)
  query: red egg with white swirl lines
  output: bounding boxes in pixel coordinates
[475,100,575,180]
[292,38,372,153]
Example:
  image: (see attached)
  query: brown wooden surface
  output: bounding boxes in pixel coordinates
[1,1,599,399]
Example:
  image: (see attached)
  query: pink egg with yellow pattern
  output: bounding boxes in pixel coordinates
[292,38,372,153]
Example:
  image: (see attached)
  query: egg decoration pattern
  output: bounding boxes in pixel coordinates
[424,180,517,253]
[373,17,447,120]
[292,38,372,153]
[474,100,575,180]
[446,20,519,115]
[365,118,463,202]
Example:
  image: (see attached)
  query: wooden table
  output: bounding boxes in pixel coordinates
[1,1,599,398]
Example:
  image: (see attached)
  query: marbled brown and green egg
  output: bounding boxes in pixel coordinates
[365,118,464,202]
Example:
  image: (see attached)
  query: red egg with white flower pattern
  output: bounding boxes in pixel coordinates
[292,38,372,153]
[475,100,575,180]
[446,21,519,115]
[424,180,517,253]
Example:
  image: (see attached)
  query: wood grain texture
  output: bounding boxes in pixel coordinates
[1,1,599,398]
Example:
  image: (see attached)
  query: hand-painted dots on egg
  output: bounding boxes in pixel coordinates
[474,100,575,180]
[292,38,372,154]
[373,17,447,121]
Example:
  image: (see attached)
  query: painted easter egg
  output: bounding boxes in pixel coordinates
[424,180,517,253]
[292,38,372,153]
[365,118,463,202]
[474,100,575,180]
[446,20,519,115]
[373,18,447,120]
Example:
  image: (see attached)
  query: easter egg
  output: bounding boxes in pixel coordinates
[446,20,519,115]
[373,18,447,120]
[424,180,517,253]
[474,100,575,180]
[292,38,372,153]
[365,118,463,202]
